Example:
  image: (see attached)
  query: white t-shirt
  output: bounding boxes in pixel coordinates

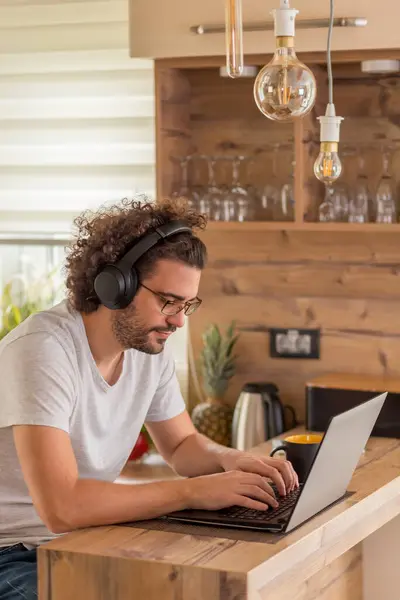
[0,300,185,547]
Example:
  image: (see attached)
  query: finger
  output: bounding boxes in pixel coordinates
[280,460,299,491]
[258,464,287,496]
[262,477,277,498]
[267,458,295,491]
[240,485,279,508]
[268,458,294,491]
[286,460,299,490]
[238,461,287,496]
[241,474,277,499]
[288,461,300,489]
[233,495,269,511]
[269,457,299,492]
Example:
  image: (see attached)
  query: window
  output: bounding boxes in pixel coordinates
[0,0,155,237]
[0,0,189,399]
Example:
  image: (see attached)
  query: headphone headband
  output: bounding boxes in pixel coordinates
[118,220,192,268]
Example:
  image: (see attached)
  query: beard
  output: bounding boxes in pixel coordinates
[111,302,176,354]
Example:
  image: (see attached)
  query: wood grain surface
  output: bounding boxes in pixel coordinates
[38,433,400,600]
[188,228,400,419]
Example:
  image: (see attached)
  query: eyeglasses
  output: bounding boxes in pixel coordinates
[140,283,202,316]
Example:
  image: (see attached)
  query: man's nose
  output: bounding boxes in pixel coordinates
[166,310,185,329]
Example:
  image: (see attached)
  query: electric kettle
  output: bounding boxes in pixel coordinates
[231,382,297,451]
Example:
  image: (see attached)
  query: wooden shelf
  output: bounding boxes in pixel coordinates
[204,221,400,232]
[155,55,400,234]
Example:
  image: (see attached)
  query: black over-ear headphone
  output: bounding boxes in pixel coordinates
[94,220,192,310]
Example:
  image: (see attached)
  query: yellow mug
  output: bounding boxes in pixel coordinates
[270,434,323,482]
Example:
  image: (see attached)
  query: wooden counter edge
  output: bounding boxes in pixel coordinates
[36,435,400,599]
[36,473,400,592]
[249,476,400,592]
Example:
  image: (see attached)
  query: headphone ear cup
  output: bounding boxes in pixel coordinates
[94,265,127,310]
[118,264,139,308]
[129,268,139,300]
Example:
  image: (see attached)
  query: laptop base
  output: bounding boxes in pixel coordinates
[164,491,350,534]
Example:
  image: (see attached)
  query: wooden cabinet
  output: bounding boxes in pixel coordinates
[129,0,400,60]
[154,53,400,233]
[131,2,400,233]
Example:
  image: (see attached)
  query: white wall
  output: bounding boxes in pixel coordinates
[0,0,189,397]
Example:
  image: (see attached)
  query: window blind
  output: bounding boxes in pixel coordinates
[0,0,155,237]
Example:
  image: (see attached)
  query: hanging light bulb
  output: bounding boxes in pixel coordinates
[314,103,343,183]
[314,0,344,183]
[253,0,317,121]
[225,0,244,78]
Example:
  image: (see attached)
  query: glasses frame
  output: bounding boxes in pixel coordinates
[140,283,202,316]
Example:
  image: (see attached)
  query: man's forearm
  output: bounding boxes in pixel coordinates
[170,432,239,477]
[49,477,190,533]
[50,434,239,532]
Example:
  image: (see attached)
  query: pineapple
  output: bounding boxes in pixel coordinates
[191,321,239,447]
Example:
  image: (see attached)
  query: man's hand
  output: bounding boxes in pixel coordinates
[145,412,298,499]
[219,450,299,497]
[184,470,280,511]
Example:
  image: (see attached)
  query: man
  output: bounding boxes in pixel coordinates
[0,198,298,599]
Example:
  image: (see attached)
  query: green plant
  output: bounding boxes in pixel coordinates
[199,321,240,401]
[0,269,61,340]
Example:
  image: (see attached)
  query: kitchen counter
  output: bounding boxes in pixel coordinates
[37,430,400,600]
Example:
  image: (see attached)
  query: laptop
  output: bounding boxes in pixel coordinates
[165,392,387,534]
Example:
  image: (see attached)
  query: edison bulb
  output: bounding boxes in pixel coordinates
[225,0,244,78]
[253,40,317,121]
[314,142,342,184]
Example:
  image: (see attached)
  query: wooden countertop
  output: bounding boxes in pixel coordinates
[306,372,400,393]
[38,430,400,600]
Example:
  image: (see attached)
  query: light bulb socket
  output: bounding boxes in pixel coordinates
[320,141,338,153]
[272,7,298,37]
[276,36,294,48]
[317,104,344,143]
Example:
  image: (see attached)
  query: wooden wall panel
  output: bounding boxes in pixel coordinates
[155,67,192,200]
[189,230,400,420]
[194,296,400,336]
[199,230,400,263]
[201,263,400,300]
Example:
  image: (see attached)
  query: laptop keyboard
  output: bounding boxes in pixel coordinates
[218,484,301,522]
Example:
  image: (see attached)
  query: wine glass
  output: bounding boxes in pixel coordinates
[240,156,262,219]
[331,184,349,222]
[228,156,252,221]
[275,158,295,221]
[189,154,208,203]
[200,156,224,220]
[318,185,336,222]
[261,143,280,221]
[375,146,396,224]
[348,149,369,223]
[170,155,199,209]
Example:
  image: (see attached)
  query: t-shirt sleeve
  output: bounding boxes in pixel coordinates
[0,332,76,433]
[145,347,186,422]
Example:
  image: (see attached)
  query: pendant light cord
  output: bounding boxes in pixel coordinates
[327,0,334,105]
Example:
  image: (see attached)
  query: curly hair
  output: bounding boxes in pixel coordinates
[64,196,208,313]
